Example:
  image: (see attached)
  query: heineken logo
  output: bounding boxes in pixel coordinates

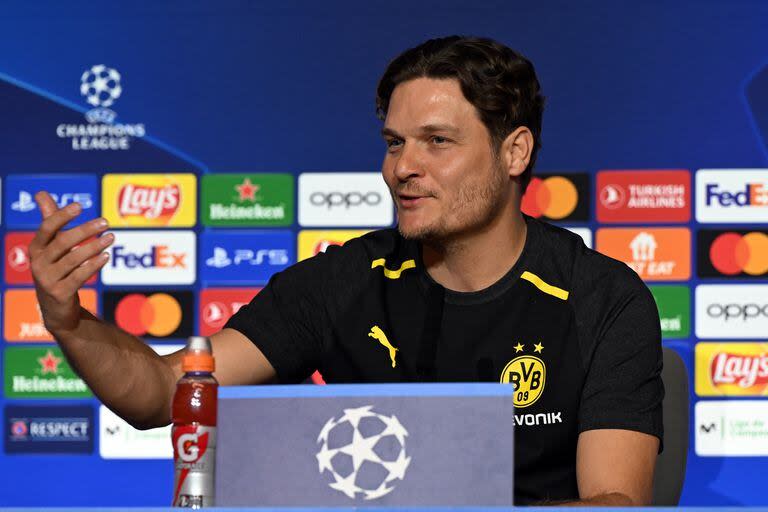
[201,173,294,226]
[4,347,91,398]
[649,285,690,339]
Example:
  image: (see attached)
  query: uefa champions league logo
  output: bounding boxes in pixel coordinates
[316,405,411,501]
[55,64,145,150]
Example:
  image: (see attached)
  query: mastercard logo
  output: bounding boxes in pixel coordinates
[521,176,579,220]
[710,232,768,276]
[114,293,182,337]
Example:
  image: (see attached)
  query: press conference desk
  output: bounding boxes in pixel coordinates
[4,508,766,511]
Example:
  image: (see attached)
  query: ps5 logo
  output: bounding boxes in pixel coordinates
[11,191,93,213]
[205,247,289,268]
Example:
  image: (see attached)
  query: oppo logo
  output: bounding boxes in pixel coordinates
[309,191,382,209]
[706,303,768,321]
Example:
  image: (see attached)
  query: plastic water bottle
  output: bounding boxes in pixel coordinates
[171,337,218,508]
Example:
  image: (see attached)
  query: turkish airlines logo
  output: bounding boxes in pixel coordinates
[5,232,97,285]
[696,169,768,223]
[198,288,260,336]
[102,291,193,339]
[521,173,589,222]
[698,229,768,278]
[695,285,768,339]
[101,231,196,285]
[596,170,690,223]
[596,228,690,281]
[298,173,393,227]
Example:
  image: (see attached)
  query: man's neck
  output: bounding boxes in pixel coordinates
[422,209,528,293]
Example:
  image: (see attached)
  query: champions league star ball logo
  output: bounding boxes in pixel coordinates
[80,65,122,124]
[81,65,122,108]
[316,405,411,501]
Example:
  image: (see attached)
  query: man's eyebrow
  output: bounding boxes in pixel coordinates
[381,127,401,138]
[381,124,460,138]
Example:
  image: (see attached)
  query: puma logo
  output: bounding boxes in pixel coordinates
[368,325,398,368]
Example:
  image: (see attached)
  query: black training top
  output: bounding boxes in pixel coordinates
[225,215,664,504]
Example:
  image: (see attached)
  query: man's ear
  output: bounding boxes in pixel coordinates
[500,126,534,178]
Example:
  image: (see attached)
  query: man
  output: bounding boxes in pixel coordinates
[30,36,662,505]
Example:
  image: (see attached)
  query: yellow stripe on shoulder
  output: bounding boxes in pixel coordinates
[521,271,569,300]
[371,258,416,279]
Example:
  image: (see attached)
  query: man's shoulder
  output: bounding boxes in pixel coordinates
[528,218,646,300]
[297,228,413,277]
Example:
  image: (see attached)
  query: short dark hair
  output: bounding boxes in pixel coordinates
[376,36,545,192]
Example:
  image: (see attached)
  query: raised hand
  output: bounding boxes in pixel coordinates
[29,191,114,335]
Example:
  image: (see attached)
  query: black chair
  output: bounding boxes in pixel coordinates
[652,347,689,506]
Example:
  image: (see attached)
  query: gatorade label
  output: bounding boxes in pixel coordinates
[172,424,216,507]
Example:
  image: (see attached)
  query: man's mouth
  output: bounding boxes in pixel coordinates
[397,193,429,208]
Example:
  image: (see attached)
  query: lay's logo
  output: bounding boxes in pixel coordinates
[102,174,196,227]
[696,342,768,396]
[118,184,179,220]
[521,173,589,222]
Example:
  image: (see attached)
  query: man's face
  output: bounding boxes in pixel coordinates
[381,77,508,241]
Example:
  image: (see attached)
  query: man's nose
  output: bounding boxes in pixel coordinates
[392,142,424,181]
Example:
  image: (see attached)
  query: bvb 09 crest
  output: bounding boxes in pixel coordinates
[500,354,546,408]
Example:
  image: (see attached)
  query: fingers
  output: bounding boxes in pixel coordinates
[35,191,59,219]
[51,233,114,282]
[59,251,111,293]
[45,217,109,264]
[29,201,83,256]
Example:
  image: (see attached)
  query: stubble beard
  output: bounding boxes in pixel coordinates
[396,163,508,244]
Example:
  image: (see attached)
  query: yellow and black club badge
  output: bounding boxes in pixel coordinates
[500,342,546,408]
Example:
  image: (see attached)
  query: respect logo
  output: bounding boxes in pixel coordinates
[102,291,193,339]
[5,405,94,454]
[297,230,368,261]
[696,169,768,223]
[198,288,260,336]
[697,229,768,278]
[102,174,196,227]
[521,173,589,222]
[4,289,97,342]
[596,228,691,281]
[596,170,690,223]
[101,230,196,285]
[696,342,768,397]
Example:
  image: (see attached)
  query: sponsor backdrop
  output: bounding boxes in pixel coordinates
[1,0,767,507]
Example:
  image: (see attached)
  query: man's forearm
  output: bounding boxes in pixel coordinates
[548,492,638,507]
[52,307,177,429]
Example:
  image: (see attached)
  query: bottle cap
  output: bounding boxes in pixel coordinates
[182,336,215,372]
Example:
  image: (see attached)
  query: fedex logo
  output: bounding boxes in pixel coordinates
[200,230,294,285]
[101,231,195,285]
[697,170,768,223]
[4,174,99,229]
[705,183,768,207]
[112,245,187,269]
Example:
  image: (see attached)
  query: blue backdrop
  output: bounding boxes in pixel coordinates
[1,0,767,506]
